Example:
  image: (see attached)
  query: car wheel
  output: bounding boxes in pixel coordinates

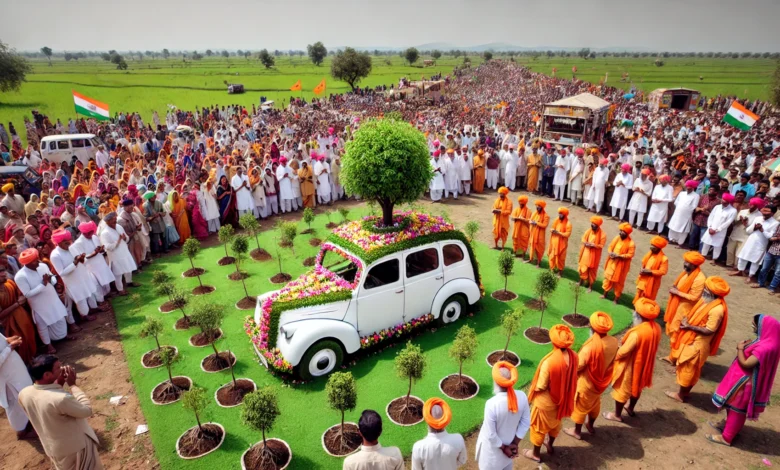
[297,340,344,380]
[438,295,466,326]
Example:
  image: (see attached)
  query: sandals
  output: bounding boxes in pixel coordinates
[706,434,731,446]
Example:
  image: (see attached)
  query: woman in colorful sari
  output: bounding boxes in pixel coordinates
[50,195,66,218]
[166,190,190,245]
[216,174,237,226]
[186,187,208,240]
[709,314,780,446]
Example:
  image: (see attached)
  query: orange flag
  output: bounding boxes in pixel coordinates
[313,79,326,95]
[290,80,302,91]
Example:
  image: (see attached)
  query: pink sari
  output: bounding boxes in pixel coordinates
[713,315,780,420]
[186,190,208,240]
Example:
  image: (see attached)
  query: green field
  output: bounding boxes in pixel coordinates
[111,206,633,470]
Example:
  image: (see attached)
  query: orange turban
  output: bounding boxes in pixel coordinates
[498,186,509,195]
[550,324,575,349]
[590,216,603,226]
[618,222,633,235]
[650,236,667,249]
[535,199,546,209]
[19,248,39,265]
[492,361,519,413]
[558,207,569,216]
[422,397,452,430]
[518,195,528,204]
[705,276,730,297]
[635,298,661,320]
[478,149,484,156]
[683,251,705,266]
[590,312,613,334]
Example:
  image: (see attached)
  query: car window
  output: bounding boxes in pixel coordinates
[90,138,100,147]
[57,140,70,150]
[363,259,399,290]
[405,248,439,278]
[71,139,85,148]
[48,141,56,151]
[84,139,92,147]
[443,244,465,266]
[320,249,358,284]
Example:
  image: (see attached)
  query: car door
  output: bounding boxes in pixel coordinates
[356,255,404,337]
[403,246,444,321]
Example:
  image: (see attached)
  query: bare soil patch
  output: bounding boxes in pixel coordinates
[323,423,361,456]
[201,351,236,372]
[177,424,224,459]
[491,290,517,302]
[218,256,235,266]
[563,313,591,328]
[325,222,338,229]
[302,257,316,267]
[524,298,546,310]
[387,396,424,425]
[192,285,215,296]
[309,238,322,247]
[142,346,177,368]
[159,300,176,313]
[440,374,478,400]
[251,248,272,261]
[243,439,291,470]
[487,350,520,367]
[175,316,192,330]
[190,329,222,347]
[152,376,192,404]
[228,271,248,281]
[524,327,551,344]
[279,240,293,248]
[236,296,256,310]
[183,267,205,278]
[270,273,292,284]
[215,379,256,407]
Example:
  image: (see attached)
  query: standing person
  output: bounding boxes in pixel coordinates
[411,398,467,470]
[231,166,254,216]
[610,163,633,221]
[15,249,74,354]
[249,167,267,218]
[118,199,145,265]
[69,221,114,299]
[547,207,572,278]
[601,223,636,304]
[511,195,531,258]
[586,159,609,213]
[330,156,343,202]
[276,157,296,213]
[569,149,585,206]
[540,147,556,197]
[526,144,541,193]
[603,298,662,423]
[578,216,607,292]
[262,168,279,215]
[627,169,653,229]
[726,197,765,272]
[709,314,780,446]
[314,155,332,205]
[492,188,512,250]
[633,236,669,303]
[0,266,36,363]
[343,410,403,470]
[99,212,138,296]
[297,161,316,208]
[524,325,578,463]
[166,191,190,246]
[50,229,103,322]
[458,150,472,196]
[751,224,780,294]
[502,145,518,192]
[700,193,739,263]
[485,151,500,190]
[734,206,779,281]
[18,355,103,470]
[663,252,707,364]
[689,185,720,251]
[0,333,35,439]
[647,175,674,234]
[563,312,617,440]
[430,152,446,203]
[475,362,531,470]
[444,150,460,199]
[201,180,221,233]
[142,192,168,257]
[667,180,700,245]
[1,183,26,216]
[666,277,730,403]
[526,200,550,268]
[552,147,570,201]
[472,150,486,194]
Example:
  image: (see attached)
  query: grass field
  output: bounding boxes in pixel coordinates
[112,206,633,470]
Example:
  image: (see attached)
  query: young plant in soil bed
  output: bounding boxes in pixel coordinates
[338,207,350,225]
[301,207,316,234]
[241,387,290,470]
[324,372,360,456]
[492,249,517,301]
[153,271,176,312]
[488,309,523,366]
[389,341,427,425]
[231,236,256,309]
[562,281,590,327]
[178,387,224,458]
[170,288,193,330]
[152,347,191,404]
[464,220,480,245]
[278,220,298,255]
[140,317,175,368]
[191,302,234,371]
[240,213,271,261]
[216,349,255,406]
[270,235,292,284]
[442,325,478,399]
[217,225,236,265]
[525,270,559,343]
[182,238,214,295]
[324,210,337,229]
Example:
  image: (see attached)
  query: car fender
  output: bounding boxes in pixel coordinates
[431,278,481,319]
[277,318,360,367]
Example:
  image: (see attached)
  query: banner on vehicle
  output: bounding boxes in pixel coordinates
[73,90,110,121]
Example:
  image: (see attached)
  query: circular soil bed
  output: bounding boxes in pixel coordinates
[189,329,223,347]
[325,222,338,229]
[159,300,177,313]
[183,267,205,278]
[215,379,256,407]
[251,248,272,261]
[270,273,292,284]
[192,285,215,296]
[486,350,521,367]
[236,296,256,310]
[524,327,551,345]
[525,299,547,310]
[322,422,361,457]
[563,313,591,328]
[439,374,479,401]
[309,238,322,247]
[201,351,237,373]
[491,290,518,302]
[218,256,236,266]
[301,228,314,235]
[278,240,293,249]
[386,395,424,426]
[228,271,249,281]
[151,376,192,405]
[176,423,225,460]
[142,346,178,369]
[241,439,291,470]
[302,257,316,267]
[175,317,192,330]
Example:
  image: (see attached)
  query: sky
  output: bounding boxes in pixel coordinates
[2,0,779,53]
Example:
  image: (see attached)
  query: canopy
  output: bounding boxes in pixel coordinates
[547,93,611,110]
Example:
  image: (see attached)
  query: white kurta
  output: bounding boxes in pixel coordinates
[647,184,674,223]
[100,224,137,275]
[738,217,780,263]
[569,159,584,191]
[276,166,294,200]
[232,174,254,212]
[553,155,569,186]
[202,187,220,221]
[314,161,331,197]
[252,180,266,208]
[610,173,633,208]
[458,158,472,182]
[0,334,32,431]
[50,246,97,303]
[588,167,609,204]
[70,235,115,287]
[14,265,67,328]
[701,204,738,247]
[411,430,467,470]
[430,159,445,191]
[475,390,531,470]
[731,209,763,243]
[444,158,459,191]
[628,178,654,212]
[668,191,700,233]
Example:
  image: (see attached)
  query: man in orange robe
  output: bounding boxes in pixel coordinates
[472,150,486,194]
[492,187,512,249]
[601,222,636,304]
[564,312,617,440]
[662,251,706,364]
[511,195,531,257]
[526,200,549,268]
[548,207,572,277]
[578,216,607,292]
[604,298,661,422]
[633,236,669,303]
[523,324,578,463]
[665,276,729,403]
[526,144,542,193]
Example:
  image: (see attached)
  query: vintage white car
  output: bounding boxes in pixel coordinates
[248,212,482,380]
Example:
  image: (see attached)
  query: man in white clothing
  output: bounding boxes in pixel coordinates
[411,397,467,470]
[50,229,107,322]
[475,362,531,470]
[231,166,254,216]
[587,158,610,213]
[313,156,331,205]
[627,169,653,228]
[95,145,110,169]
[646,174,675,233]
[69,221,114,299]
[430,152,446,202]
[726,197,764,270]
[700,193,738,262]
[503,145,518,192]
[458,151,472,196]
[610,164,633,220]
[276,157,296,213]
[0,333,35,439]
[667,180,700,245]
[99,212,138,295]
[444,150,459,199]
[734,206,779,280]
[552,147,570,201]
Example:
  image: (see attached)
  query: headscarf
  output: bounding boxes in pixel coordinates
[491,361,518,413]
[650,236,668,249]
[705,276,730,297]
[579,312,615,393]
[498,186,509,195]
[24,194,39,218]
[722,193,735,203]
[558,207,569,217]
[79,221,97,234]
[1,183,14,193]
[590,312,613,334]
[51,228,71,244]
[528,325,578,420]
[618,222,633,235]
[534,199,546,209]
[635,298,661,320]
[684,179,699,189]
[422,397,452,430]
[590,216,603,226]
[620,163,631,171]
[683,251,705,266]
[749,197,766,209]
[517,195,528,204]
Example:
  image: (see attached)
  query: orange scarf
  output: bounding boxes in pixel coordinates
[528,347,578,420]
[663,267,701,323]
[619,320,661,397]
[579,229,605,268]
[636,251,665,291]
[581,334,613,393]
[671,297,728,356]
[605,235,633,280]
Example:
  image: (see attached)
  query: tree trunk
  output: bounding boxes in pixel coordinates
[241,277,249,298]
[154,336,161,351]
[539,294,545,329]
[502,334,511,360]
[406,375,412,409]
[197,274,203,288]
[166,364,173,384]
[211,341,219,357]
[195,412,203,433]
[458,361,463,385]
[230,350,237,387]
[379,199,394,227]
[340,410,345,449]
[224,243,229,257]
[277,253,283,275]
[255,234,261,250]
[504,276,508,293]
[180,308,189,321]
[189,257,195,270]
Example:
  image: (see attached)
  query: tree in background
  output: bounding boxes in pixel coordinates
[241,387,281,464]
[302,207,316,233]
[308,42,328,66]
[431,50,442,60]
[162,49,170,60]
[0,41,32,93]
[772,61,780,108]
[206,49,213,57]
[40,46,52,66]
[279,221,298,256]
[483,51,493,61]
[338,207,350,224]
[221,50,229,58]
[258,49,274,69]
[394,342,426,413]
[404,47,419,66]
[341,119,432,227]
[331,48,372,91]
[325,372,358,451]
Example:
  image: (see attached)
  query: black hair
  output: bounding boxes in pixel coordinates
[358,409,383,442]
[29,355,59,381]
[735,190,747,197]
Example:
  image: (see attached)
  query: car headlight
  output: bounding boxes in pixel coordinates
[279,325,294,340]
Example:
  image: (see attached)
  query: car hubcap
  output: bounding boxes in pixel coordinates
[309,349,337,376]
[443,301,461,323]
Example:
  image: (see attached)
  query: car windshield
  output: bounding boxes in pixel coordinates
[319,249,359,284]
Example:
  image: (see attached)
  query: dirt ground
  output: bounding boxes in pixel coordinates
[1,191,778,470]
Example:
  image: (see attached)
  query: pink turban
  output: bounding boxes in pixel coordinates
[659,174,671,183]
[52,228,71,245]
[433,139,441,147]
[749,197,766,208]
[433,150,441,157]
[279,156,288,164]
[685,179,699,189]
[574,148,585,156]
[78,221,97,234]
[722,193,735,203]
[328,127,335,135]
[621,163,632,171]
[599,158,609,165]
[309,150,319,159]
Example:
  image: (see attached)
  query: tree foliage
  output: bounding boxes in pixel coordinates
[308,42,328,66]
[258,49,275,68]
[464,221,480,244]
[182,387,209,430]
[338,207,350,223]
[498,249,515,292]
[182,238,201,265]
[449,325,478,380]
[431,50,442,60]
[218,225,235,256]
[326,371,357,419]
[40,46,52,65]
[302,207,315,230]
[500,309,523,358]
[483,51,493,61]
[0,41,32,93]
[242,387,280,444]
[140,317,165,350]
[404,47,419,65]
[341,119,432,226]
[395,341,426,403]
[534,270,559,328]
[191,302,225,337]
[330,47,372,91]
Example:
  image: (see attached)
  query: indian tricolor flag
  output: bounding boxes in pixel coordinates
[723,101,759,131]
[72,90,110,121]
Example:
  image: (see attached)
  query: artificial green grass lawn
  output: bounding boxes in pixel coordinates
[113,208,633,470]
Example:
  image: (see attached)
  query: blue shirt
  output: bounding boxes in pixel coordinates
[730,182,755,198]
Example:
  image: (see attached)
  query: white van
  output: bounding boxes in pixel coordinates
[40,134,103,166]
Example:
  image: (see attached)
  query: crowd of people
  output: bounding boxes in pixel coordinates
[0,59,778,469]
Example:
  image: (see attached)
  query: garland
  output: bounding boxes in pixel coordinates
[332,211,453,253]
[360,314,435,349]
[359,215,412,234]
[245,316,293,373]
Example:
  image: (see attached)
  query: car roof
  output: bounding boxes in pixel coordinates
[41,134,96,141]
[0,166,29,175]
